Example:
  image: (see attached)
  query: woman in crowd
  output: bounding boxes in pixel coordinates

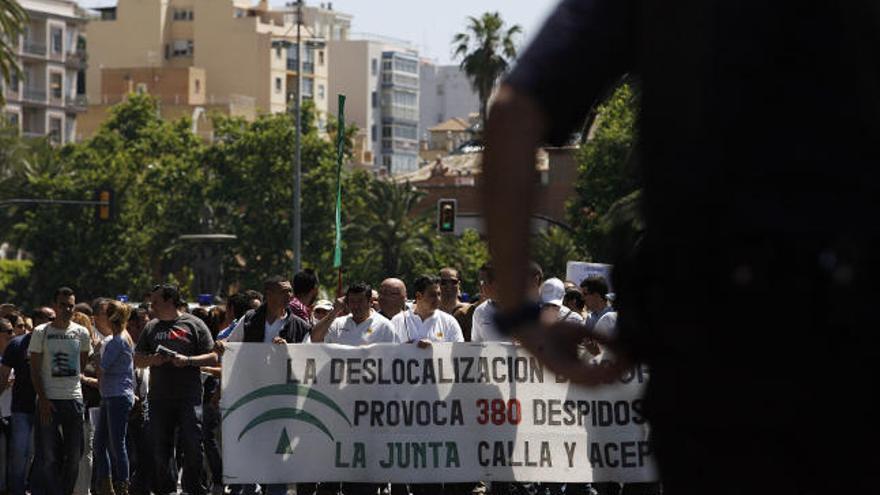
[93,300,135,495]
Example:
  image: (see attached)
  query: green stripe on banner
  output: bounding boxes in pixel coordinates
[333,94,346,269]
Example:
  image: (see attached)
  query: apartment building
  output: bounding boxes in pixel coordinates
[329,36,420,175]
[419,61,479,142]
[1,0,87,144]
[84,0,335,132]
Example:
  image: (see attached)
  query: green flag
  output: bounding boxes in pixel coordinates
[333,95,346,268]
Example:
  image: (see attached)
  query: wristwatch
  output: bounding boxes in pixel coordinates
[493,302,541,336]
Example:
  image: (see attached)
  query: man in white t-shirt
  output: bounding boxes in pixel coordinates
[310,282,395,345]
[471,262,507,343]
[28,286,92,495]
[392,276,464,344]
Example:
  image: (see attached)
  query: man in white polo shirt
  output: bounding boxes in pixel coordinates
[392,276,464,344]
[310,282,395,345]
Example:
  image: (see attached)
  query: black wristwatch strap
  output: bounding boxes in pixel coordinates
[493,302,541,336]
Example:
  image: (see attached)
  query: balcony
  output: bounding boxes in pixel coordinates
[66,51,87,69]
[65,95,88,111]
[22,40,46,57]
[23,87,47,103]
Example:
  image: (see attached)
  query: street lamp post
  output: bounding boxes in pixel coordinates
[293,0,303,273]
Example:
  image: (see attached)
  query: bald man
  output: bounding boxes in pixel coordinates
[377,278,407,320]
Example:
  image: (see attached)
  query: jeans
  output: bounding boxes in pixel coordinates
[35,399,85,495]
[9,412,35,495]
[150,399,206,495]
[94,395,134,481]
[202,402,222,487]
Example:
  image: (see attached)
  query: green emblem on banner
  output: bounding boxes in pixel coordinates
[275,428,294,454]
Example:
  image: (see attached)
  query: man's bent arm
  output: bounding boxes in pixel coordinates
[482,84,548,312]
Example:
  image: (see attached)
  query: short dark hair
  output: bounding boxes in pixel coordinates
[191,307,211,326]
[32,307,54,321]
[74,302,93,316]
[152,283,183,305]
[479,262,495,284]
[227,292,252,319]
[563,288,585,310]
[413,276,440,295]
[345,282,372,298]
[54,286,75,301]
[293,269,318,296]
[0,318,11,331]
[528,261,543,281]
[263,275,289,291]
[580,276,609,299]
[244,289,263,305]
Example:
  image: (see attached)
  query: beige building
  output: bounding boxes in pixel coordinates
[1,0,88,144]
[83,0,341,136]
[329,35,420,175]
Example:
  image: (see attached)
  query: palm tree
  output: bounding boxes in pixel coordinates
[346,179,435,282]
[452,12,521,130]
[0,0,28,104]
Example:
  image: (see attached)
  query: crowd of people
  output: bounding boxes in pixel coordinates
[0,263,633,495]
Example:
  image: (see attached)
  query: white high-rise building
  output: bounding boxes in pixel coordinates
[329,34,419,175]
[419,61,479,141]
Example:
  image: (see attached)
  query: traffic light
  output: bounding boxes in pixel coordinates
[437,199,456,233]
[95,188,114,222]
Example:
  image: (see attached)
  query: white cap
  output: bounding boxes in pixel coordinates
[539,277,566,307]
[313,299,334,311]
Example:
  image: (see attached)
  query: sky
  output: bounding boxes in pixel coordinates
[304,0,560,65]
[77,0,561,66]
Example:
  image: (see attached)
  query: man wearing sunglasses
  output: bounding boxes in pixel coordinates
[438,268,473,341]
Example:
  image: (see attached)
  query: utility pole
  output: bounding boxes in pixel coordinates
[293,0,304,273]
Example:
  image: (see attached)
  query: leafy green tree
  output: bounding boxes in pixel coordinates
[0,259,30,305]
[531,226,584,281]
[567,83,640,260]
[0,0,27,103]
[205,99,363,292]
[452,12,521,128]
[13,94,206,303]
[344,180,435,287]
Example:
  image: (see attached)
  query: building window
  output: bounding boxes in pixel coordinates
[171,39,194,57]
[275,77,282,93]
[318,84,324,99]
[393,57,418,74]
[276,46,282,59]
[302,78,314,98]
[10,73,18,92]
[371,125,377,142]
[51,28,63,54]
[49,117,63,144]
[371,91,377,108]
[136,83,147,94]
[234,8,245,18]
[49,73,63,99]
[173,8,194,21]
[195,79,201,94]
[318,50,324,65]
[5,112,19,129]
[436,84,444,95]
[371,58,377,76]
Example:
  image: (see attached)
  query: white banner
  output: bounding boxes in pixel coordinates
[566,261,613,290]
[221,343,656,484]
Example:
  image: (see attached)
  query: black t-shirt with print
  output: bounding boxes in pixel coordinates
[135,312,214,403]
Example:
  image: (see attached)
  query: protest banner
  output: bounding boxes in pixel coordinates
[566,262,613,290]
[221,342,656,484]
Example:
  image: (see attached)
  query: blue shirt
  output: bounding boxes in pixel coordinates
[216,319,238,341]
[1,333,35,413]
[100,334,134,399]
